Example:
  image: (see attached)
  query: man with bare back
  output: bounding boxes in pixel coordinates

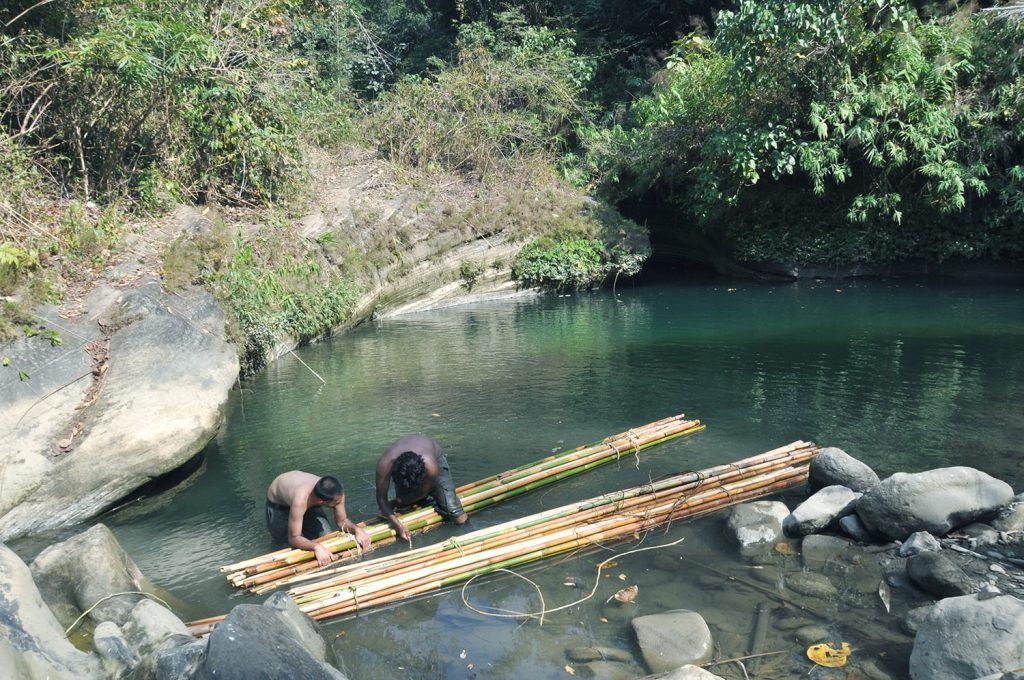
[266,471,372,566]
[375,435,468,544]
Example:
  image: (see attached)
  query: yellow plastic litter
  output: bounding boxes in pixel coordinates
[806,642,852,668]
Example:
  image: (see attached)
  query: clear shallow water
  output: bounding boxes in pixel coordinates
[17,279,1024,678]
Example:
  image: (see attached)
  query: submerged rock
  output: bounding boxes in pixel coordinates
[809,447,880,493]
[785,572,838,599]
[855,467,1014,542]
[725,501,789,556]
[801,534,854,570]
[909,593,1024,680]
[0,543,101,679]
[631,610,713,674]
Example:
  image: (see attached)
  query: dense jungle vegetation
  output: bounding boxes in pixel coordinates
[2,0,1023,349]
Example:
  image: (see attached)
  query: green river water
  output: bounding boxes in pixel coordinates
[19,278,1024,679]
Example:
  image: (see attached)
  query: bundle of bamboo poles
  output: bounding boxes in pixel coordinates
[220,414,705,592]
[189,441,817,634]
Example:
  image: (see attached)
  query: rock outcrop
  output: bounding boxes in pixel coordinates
[0,279,237,541]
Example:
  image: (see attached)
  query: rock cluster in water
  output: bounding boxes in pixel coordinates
[0,524,348,679]
[722,447,1024,680]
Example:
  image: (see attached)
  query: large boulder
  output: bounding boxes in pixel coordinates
[0,543,101,679]
[631,610,713,674]
[725,501,789,556]
[855,467,1014,542]
[783,486,860,536]
[809,447,880,493]
[0,280,237,541]
[909,594,1024,680]
[193,592,346,680]
[31,524,160,628]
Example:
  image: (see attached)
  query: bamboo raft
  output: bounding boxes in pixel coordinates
[189,440,817,634]
[221,414,705,592]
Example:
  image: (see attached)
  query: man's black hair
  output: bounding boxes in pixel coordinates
[393,451,427,496]
[313,475,343,501]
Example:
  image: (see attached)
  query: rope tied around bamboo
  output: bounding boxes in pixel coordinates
[220,414,705,591]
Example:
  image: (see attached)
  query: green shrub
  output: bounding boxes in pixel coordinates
[513,237,606,291]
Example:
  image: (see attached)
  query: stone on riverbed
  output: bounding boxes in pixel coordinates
[631,610,713,674]
[31,523,160,629]
[194,592,347,680]
[839,514,874,543]
[909,594,1024,680]
[783,485,860,536]
[855,467,1014,542]
[725,501,789,556]
[990,495,1024,533]
[809,447,880,493]
[898,531,941,557]
[801,534,854,569]
[906,551,976,598]
[638,665,725,679]
[0,543,101,679]
[786,572,838,599]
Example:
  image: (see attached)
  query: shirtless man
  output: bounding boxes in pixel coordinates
[266,471,372,566]
[375,435,468,543]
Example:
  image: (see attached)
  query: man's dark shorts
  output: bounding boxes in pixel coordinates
[429,454,465,520]
[265,500,331,544]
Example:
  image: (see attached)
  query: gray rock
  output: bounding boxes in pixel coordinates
[726,501,789,556]
[639,666,725,680]
[786,572,838,599]
[93,621,140,677]
[118,599,193,680]
[991,500,1024,533]
[631,610,713,674]
[909,594,1024,680]
[0,543,101,679]
[0,281,238,541]
[193,596,346,680]
[839,514,874,543]
[31,524,158,628]
[802,534,854,570]
[794,625,830,644]
[906,552,975,598]
[809,447,880,493]
[902,605,933,635]
[784,486,860,536]
[856,467,1014,542]
[154,638,207,680]
[956,522,1000,548]
[899,531,941,557]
